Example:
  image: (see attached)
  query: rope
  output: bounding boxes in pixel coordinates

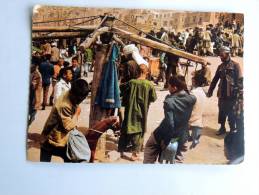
[88,129,104,134]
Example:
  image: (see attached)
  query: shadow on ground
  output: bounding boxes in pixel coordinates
[202,126,225,140]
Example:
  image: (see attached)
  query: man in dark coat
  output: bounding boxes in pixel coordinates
[207,46,242,135]
[39,54,54,110]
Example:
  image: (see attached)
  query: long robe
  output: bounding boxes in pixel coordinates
[118,79,157,152]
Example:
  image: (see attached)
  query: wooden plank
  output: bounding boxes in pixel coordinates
[32,32,90,40]
[79,27,110,49]
[32,25,97,32]
[112,27,207,64]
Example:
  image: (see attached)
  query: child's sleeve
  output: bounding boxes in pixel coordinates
[163,101,175,145]
[149,85,157,103]
[60,106,77,132]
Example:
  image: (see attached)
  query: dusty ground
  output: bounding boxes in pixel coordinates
[27,56,243,164]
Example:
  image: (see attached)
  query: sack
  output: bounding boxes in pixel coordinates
[158,138,178,164]
[66,129,91,162]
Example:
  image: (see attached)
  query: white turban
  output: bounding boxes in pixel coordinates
[123,44,139,55]
[123,44,148,67]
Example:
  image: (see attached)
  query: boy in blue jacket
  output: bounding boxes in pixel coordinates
[144,75,196,163]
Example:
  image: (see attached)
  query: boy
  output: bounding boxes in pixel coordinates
[49,58,64,105]
[189,72,207,149]
[40,79,90,162]
[71,56,81,81]
[53,67,73,103]
[144,75,196,163]
[118,64,157,161]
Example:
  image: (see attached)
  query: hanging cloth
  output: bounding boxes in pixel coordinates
[95,44,121,109]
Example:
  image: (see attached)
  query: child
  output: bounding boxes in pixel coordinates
[71,56,81,81]
[189,73,207,149]
[144,75,196,163]
[53,67,73,103]
[40,79,90,162]
[118,64,157,161]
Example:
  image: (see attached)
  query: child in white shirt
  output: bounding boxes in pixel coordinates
[189,72,207,149]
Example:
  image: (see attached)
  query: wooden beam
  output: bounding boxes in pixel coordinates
[32,25,97,32]
[32,32,90,40]
[111,27,207,64]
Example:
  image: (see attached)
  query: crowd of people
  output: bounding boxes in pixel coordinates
[28,19,244,164]
[147,19,244,57]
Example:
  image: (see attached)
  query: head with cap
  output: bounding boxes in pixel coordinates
[219,46,231,62]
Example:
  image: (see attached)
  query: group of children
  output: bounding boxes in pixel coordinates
[118,61,207,163]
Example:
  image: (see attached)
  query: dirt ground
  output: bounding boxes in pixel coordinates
[27,56,243,164]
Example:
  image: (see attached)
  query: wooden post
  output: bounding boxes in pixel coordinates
[89,44,111,161]
[86,15,115,162]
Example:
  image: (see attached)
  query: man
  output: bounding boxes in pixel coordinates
[39,54,54,110]
[202,27,212,56]
[41,40,51,55]
[181,29,190,48]
[164,54,180,89]
[83,46,94,76]
[71,56,81,81]
[121,44,148,84]
[28,63,42,125]
[40,79,90,162]
[207,46,242,135]
[231,30,241,57]
[49,58,64,106]
[50,42,60,64]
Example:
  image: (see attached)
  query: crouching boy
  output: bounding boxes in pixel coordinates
[40,79,90,162]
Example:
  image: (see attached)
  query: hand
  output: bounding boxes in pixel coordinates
[160,140,167,150]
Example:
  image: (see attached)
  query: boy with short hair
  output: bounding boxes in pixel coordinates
[53,67,73,103]
[118,64,157,161]
[40,79,90,162]
[71,56,81,81]
[189,72,207,149]
[144,75,196,163]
